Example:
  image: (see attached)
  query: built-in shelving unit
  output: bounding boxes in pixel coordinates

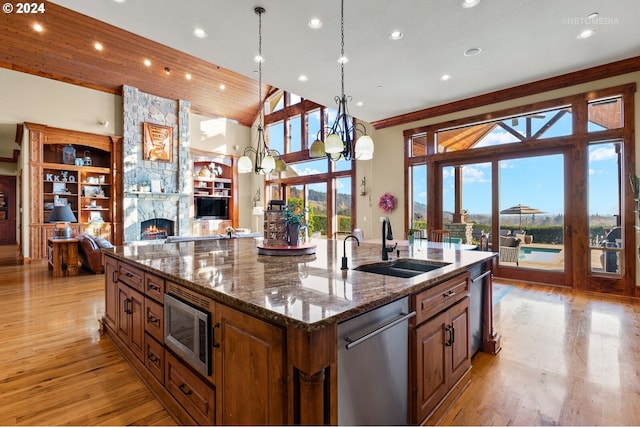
[27,123,123,261]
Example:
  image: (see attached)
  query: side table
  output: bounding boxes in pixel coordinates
[47,237,79,277]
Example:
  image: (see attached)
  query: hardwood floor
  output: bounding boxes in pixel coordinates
[1,245,639,425]
[441,280,640,426]
[0,246,174,426]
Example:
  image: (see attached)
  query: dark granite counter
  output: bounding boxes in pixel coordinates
[104,238,496,332]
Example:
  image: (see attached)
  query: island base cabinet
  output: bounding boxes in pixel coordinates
[117,282,145,362]
[214,304,286,425]
[166,351,215,425]
[411,295,471,424]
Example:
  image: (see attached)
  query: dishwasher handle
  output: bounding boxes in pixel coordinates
[345,311,416,350]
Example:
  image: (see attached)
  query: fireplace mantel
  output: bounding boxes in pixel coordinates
[124,191,187,201]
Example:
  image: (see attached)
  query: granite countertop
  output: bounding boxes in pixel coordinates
[105,238,497,332]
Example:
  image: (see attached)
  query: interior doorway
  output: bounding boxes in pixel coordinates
[0,175,17,245]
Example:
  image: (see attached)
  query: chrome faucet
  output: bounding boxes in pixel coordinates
[341,234,360,270]
[381,217,397,261]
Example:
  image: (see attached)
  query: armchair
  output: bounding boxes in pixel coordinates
[499,235,521,266]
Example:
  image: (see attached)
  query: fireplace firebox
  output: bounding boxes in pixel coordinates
[140,218,174,240]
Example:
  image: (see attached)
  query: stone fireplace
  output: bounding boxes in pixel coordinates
[122,85,192,243]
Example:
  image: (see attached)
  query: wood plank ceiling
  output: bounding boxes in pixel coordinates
[0,2,268,127]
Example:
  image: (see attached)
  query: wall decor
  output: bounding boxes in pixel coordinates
[143,122,173,162]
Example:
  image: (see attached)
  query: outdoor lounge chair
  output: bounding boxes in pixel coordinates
[499,235,521,266]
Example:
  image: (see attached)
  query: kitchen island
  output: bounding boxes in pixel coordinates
[102,237,499,425]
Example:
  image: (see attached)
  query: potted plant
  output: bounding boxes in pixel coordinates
[283,202,308,246]
[408,228,415,244]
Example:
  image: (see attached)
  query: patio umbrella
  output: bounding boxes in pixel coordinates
[500,204,546,229]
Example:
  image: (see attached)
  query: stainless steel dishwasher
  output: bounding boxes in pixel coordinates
[338,296,416,425]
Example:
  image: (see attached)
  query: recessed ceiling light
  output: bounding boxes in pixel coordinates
[338,56,349,64]
[94,42,104,51]
[464,47,482,57]
[254,54,265,63]
[577,29,595,39]
[185,73,192,80]
[113,0,126,3]
[388,31,404,40]
[441,74,452,81]
[462,0,480,8]
[298,75,308,82]
[219,84,226,90]
[356,101,363,107]
[164,67,171,75]
[193,27,207,38]
[33,23,43,32]
[308,18,322,29]
[587,12,599,20]
[143,59,151,67]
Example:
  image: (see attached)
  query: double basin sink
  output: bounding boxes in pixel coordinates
[354,259,450,278]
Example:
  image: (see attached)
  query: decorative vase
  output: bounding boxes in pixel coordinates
[287,223,300,246]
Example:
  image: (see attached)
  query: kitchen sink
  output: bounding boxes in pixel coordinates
[354,259,450,278]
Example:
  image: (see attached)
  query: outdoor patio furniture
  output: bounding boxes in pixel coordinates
[499,235,521,266]
[430,229,451,243]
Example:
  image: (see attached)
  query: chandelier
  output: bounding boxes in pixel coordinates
[238,7,286,175]
[309,0,374,161]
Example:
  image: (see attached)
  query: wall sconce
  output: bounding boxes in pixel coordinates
[360,177,367,196]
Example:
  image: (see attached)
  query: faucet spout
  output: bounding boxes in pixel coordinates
[342,234,360,270]
[381,217,396,261]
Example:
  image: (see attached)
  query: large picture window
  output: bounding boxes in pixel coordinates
[405,84,635,295]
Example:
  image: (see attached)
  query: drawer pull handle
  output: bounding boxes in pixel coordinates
[147,314,159,324]
[148,353,159,363]
[442,290,456,298]
[112,270,118,283]
[125,272,134,278]
[148,283,160,291]
[179,383,192,396]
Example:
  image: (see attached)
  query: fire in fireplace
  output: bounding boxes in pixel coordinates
[140,218,175,240]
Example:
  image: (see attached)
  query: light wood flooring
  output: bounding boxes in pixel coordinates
[1,245,639,425]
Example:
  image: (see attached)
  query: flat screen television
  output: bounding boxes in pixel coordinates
[195,197,229,219]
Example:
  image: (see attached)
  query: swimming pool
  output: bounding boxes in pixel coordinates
[519,246,562,263]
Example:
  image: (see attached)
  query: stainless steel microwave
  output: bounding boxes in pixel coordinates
[164,293,211,376]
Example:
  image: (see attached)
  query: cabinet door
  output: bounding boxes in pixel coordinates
[129,287,145,362]
[104,256,118,329]
[448,297,471,386]
[214,304,286,425]
[116,282,145,361]
[116,282,131,343]
[414,310,449,423]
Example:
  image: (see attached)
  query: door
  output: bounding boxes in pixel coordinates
[214,303,286,425]
[0,175,17,245]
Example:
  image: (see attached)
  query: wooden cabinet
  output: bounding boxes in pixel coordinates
[104,256,118,330]
[410,273,472,424]
[117,281,145,362]
[27,122,123,260]
[166,351,215,425]
[214,303,286,425]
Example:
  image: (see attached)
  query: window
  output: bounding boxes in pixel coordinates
[263,90,357,239]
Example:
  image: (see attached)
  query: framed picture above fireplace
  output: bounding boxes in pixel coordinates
[143,122,173,162]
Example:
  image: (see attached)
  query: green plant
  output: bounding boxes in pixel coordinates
[629,163,640,199]
[283,202,308,226]
[408,229,415,236]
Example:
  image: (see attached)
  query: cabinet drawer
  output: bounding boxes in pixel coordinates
[145,297,164,343]
[413,272,469,325]
[166,351,215,425]
[118,262,144,292]
[144,272,165,303]
[145,333,164,385]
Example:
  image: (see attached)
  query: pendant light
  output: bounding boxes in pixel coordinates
[238,7,286,175]
[308,0,374,161]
